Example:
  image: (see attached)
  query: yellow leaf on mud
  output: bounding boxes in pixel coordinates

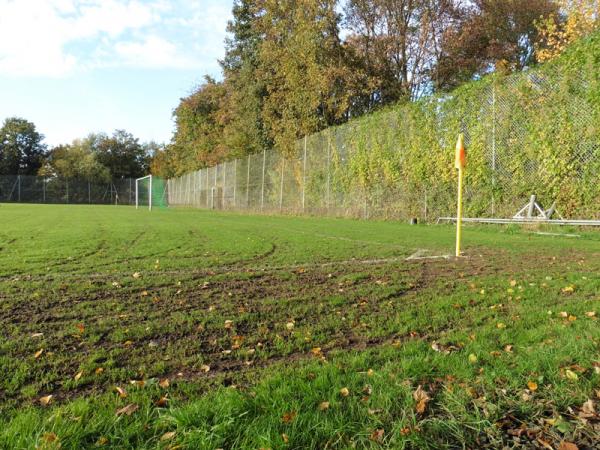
[115,403,139,416]
[39,395,53,406]
[413,385,430,414]
[339,387,350,397]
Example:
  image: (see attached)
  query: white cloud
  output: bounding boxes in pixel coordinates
[0,0,231,77]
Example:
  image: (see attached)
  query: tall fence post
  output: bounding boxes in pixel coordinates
[43,177,46,203]
[279,157,285,211]
[302,136,307,212]
[326,133,331,214]
[66,179,69,204]
[17,175,21,202]
[261,149,266,211]
[223,161,227,208]
[246,155,251,208]
[233,159,237,208]
[491,82,497,217]
[88,181,91,204]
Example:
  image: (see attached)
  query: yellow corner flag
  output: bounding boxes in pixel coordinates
[455,134,466,257]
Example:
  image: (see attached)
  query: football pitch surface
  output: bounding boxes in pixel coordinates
[0,204,599,449]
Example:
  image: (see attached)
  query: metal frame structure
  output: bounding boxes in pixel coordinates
[135,175,153,211]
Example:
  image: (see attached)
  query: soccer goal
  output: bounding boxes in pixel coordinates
[135,175,153,210]
[136,175,168,210]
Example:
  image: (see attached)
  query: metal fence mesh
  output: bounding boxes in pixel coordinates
[0,176,137,205]
[168,66,600,220]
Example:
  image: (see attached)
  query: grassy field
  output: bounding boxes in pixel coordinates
[0,203,598,449]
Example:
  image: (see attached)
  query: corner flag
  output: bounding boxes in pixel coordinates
[455,134,466,257]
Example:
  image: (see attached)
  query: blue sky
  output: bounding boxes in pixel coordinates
[0,0,234,146]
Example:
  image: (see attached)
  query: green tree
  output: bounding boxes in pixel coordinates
[0,117,47,175]
[92,130,150,179]
[169,77,228,174]
[257,0,353,153]
[435,0,558,90]
[39,139,111,182]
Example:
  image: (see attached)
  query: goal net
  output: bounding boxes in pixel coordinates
[135,175,168,210]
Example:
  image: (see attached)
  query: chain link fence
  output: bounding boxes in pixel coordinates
[168,63,599,221]
[0,175,137,205]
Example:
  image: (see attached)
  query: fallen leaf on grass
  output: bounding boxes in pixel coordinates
[496,322,506,329]
[286,321,295,331]
[504,345,513,353]
[159,378,170,388]
[581,399,595,415]
[413,385,430,414]
[115,386,127,398]
[39,395,53,406]
[558,442,578,450]
[42,432,58,443]
[339,387,350,397]
[585,311,596,318]
[160,431,176,441]
[132,272,141,279]
[559,311,569,318]
[318,401,330,411]
[74,371,83,381]
[282,433,289,444]
[527,381,538,392]
[34,349,44,359]
[200,364,211,373]
[281,411,296,423]
[31,332,44,338]
[561,285,575,294]
[224,320,233,329]
[369,429,384,443]
[156,396,168,407]
[96,437,109,446]
[115,403,138,416]
[565,369,579,381]
[468,354,478,364]
[95,367,104,375]
[76,323,85,334]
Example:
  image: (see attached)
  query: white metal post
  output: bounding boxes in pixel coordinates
[326,135,331,213]
[149,175,153,211]
[223,161,227,208]
[135,179,138,209]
